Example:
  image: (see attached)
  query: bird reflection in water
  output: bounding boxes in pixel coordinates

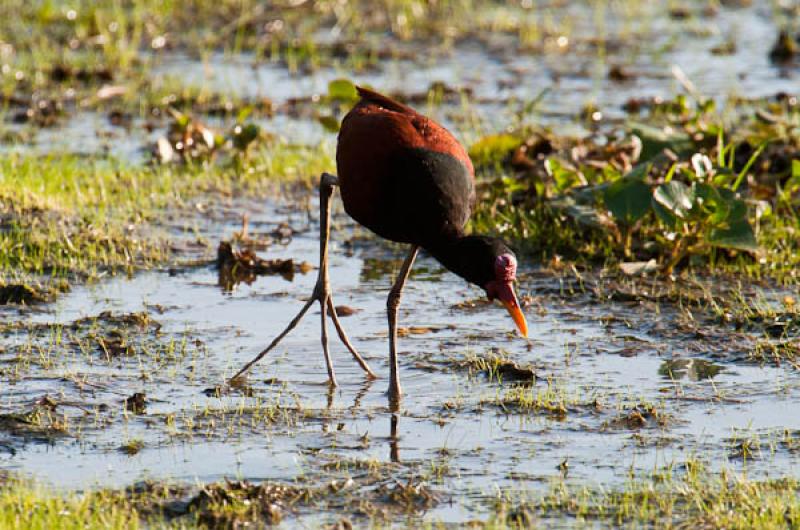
[390,413,400,463]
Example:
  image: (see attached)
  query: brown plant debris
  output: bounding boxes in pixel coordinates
[217,241,313,289]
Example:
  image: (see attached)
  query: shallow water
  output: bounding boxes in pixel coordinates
[161,4,792,104]
[2,1,800,525]
[4,2,797,159]
[2,194,800,525]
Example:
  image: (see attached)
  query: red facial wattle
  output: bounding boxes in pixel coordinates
[485,254,528,338]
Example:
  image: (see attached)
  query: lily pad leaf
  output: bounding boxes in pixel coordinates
[630,123,693,161]
[693,183,731,224]
[603,177,651,225]
[328,78,358,102]
[318,114,340,133]
[708,218,758,252]
[715,188,747,221]
[653,181,695,227]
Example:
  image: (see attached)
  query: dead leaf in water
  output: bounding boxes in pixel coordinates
[619,259,658,276]
[34,396,58,411]
[216,241,312,290]
[659,358,722,381]
[770,29,799,63]
[187,480,297,526]
[460,352,536,384]
[398,326,441,337]
[96,85,127,100]
[203,375,255,397]
[124,393,147,414]
[608,65,636,82]
[451,298,492,310]
[603,403,670,430]
[119,439,144,455]
[494,361,537,382]
[333,305,359,317]
[0,283,44,305]
[96,332,133,357]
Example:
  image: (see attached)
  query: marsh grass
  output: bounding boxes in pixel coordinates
[160,397,304,441]
[5,464,800,529]
[0,0,648,77]
[489,465,800,529]
[468,97,800,282]
[484,377,592,418]
[0,142,333,283]
[0,475,184,530]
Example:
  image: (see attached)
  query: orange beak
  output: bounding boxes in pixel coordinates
[494,281,528,338]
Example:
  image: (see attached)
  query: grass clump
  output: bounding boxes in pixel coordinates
[0,155,176,279]
[0,475,177,530]
[0,474,307,529]
[460,350,536,384]
[490,465,800,529]
[484,378,588,419]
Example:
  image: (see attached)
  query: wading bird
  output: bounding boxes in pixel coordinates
[231,86,528,404]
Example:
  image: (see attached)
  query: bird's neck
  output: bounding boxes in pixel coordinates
[424,235,488,288]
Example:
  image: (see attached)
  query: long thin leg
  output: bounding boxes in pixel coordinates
[320,292,336,384]
[328,297,375,377]
[387,245,419,407]
[227,173,375,386]
[317,174,337,386]
[228,297,314,381]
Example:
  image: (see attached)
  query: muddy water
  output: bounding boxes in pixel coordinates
[2,195,800,525]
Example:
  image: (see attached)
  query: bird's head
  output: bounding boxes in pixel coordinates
[483,251,528,338]
[427,235,529,338]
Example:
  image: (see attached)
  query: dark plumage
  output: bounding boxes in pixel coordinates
[338,88,474,242]
[337,87,524,294]
[234,86,528,405]
[336,87,527,403]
